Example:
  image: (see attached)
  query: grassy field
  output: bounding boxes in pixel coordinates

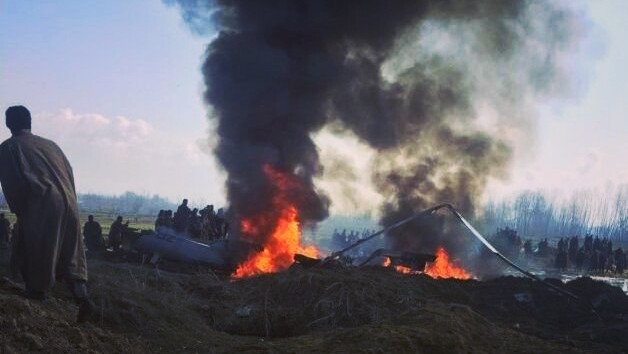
[0,209,156,235]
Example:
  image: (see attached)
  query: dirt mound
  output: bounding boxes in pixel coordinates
[1,253,627,353]
[0,278,146,354]
[272,304,591,354]
[202,266,429,337]
[185,266,628,353]
[566,276,628,312]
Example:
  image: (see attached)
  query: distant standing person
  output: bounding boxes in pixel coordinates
[174,199,191,232]
[0,106,94,321]
[108,216,126,251]
[83,215,103,254]
[0,213,10,247]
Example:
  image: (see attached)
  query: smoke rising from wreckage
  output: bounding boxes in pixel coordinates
[164,0,584,275]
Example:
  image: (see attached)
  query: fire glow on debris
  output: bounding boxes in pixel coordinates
[233,164,319,278]
[384,247,472,280]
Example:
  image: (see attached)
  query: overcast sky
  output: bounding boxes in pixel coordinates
[0,1,626,212]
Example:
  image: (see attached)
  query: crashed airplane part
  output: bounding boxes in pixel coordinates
[325,203,580,301]
[130,227,259,271]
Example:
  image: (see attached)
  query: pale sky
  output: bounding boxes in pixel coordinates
[0,1,626,211]
[487,0,627,202]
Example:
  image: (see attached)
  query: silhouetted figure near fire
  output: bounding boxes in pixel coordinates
[607,240,613,256]
[589,250,599,273]
[557,238,564,252]
[188,208,201,238]
[164,210,174,228]
[615,248,625,274]
[83,215,103,254]
[575,248,585,272]
[204,205,219,238]
[174,199,191,232]
[523,240,533,258]
[0,213,10,247]
[555,249,568,271]
[584,235,593,252]
[108,216,126,252]
[215,208,229,238]
[568,236,578,265]
[593,237,601,252]
[537,238,549,257]
[598,251,607,273]
[0,106,94,321]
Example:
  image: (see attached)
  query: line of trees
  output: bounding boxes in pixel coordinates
[0,191,176,216]
[478,185,628,241]
[78,192,176,216]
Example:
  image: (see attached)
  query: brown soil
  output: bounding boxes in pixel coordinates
[0,253,627,353]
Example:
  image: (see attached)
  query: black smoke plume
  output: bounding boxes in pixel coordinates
[168,0,580,260]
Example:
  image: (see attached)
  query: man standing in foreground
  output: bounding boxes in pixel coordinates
[0,106,94,322]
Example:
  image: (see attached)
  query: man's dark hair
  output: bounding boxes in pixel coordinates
[5,106,32,132]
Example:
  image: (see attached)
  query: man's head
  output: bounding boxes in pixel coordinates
[116,216,123,222]
[5,106,32,133]
[88,215,94,222]
[182,199,188,206]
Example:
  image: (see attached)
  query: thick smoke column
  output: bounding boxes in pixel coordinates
[168,0,580,259]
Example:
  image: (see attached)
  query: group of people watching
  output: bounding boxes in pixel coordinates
[331,228,376,256]
[552,235,626,274]
[155,199,229,240]
[503,230,627,275]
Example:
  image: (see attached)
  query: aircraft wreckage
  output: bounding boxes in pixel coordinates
[121,203,579,303]
[124,227,259,271]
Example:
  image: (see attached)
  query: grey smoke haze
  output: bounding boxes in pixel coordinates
[167,0,582,258]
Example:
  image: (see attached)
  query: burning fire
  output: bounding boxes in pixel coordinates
[424,247,472,279]
[233,164,319,278]
[383,247,471,280]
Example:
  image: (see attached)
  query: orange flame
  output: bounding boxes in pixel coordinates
[424,247,472,279]
[382,257,420,274]
[233,164,319,278]
[383,247,472,280]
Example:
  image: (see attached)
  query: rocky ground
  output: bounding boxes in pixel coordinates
[0,252,627,353]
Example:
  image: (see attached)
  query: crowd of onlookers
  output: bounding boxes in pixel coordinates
[154,199,229,240]
[0,198,231,257]
[331,228,377,255]
[552,235,625,274]
[494,227,626,275]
